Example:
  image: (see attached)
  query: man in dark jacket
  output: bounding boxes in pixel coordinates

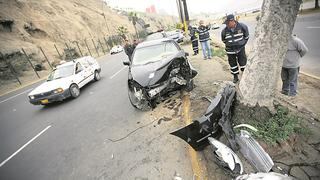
[197,20,212,60]
[124,39,134,61]
[188,26,199,55]
[221,14,249,83]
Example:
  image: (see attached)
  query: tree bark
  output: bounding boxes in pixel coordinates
[239,0,302,107]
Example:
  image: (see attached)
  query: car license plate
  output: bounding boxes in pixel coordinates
[41,99,49,104]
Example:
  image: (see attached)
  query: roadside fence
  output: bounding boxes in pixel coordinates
[0,33,142,86]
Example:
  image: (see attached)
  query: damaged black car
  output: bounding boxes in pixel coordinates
[123,38,197,110]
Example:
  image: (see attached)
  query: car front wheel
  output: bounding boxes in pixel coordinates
[128,84,151,111]
[70,84,80,98]
[94,70,100,81]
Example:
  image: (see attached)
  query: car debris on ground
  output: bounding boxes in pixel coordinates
[171,82,294,179]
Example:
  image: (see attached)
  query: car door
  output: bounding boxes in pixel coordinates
[81,60,94,84]
[74,62,86,88]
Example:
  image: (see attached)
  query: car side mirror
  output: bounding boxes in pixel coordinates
[185,52,189,57]
[123,60,130,66]
[75,69,82,74]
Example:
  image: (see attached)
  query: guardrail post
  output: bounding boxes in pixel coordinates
[98,39,106,54]
[103,37,110,51]
[91,39,100,57]
[54,44,63,60]
[39,46,53,69]
[21,48,40,79]
[75,41,83,57]
[84,39,93,57]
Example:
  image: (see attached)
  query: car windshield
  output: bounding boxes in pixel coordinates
[47,64,74,81]
[132,42,179,66]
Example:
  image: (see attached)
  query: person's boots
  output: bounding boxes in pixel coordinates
[233,74,239,83]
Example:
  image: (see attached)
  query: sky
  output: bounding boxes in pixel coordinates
[105,0,263,16]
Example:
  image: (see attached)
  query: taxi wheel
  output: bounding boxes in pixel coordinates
[70,84,80,98]
[94,70,100,81]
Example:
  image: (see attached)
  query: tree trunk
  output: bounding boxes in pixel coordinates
[316,0,319,9]
[238,0,302,107]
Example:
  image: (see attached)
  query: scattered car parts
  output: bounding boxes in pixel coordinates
[236,130,274,173]
[171,83,236,150]
[171,83,276,176]
[208,137,244,175]
[236,172,293,180]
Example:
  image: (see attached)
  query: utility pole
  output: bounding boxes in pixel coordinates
[176,0,184,24]
[181,0,190,33]
[176,0,190,33]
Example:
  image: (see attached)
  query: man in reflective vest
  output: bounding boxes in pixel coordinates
[188,26,199,55]
[221,14,249,83]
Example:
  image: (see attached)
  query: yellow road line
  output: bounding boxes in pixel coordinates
[182,92,207,180]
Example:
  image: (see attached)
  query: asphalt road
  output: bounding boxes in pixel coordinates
[212,12,320,77]
[0,52,192,179]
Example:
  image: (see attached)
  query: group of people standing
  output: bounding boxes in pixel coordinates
[189,14,308,96]
[188,20,212,59]
[189,14,249,83]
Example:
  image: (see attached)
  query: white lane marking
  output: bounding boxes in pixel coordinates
[109,66,126,79]
[307,26,320,29]
[0,88,33,104]
[0,125,52,168]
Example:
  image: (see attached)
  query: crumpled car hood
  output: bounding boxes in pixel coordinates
[130,54,182,87]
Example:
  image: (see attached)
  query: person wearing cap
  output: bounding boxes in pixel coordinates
[221,14,249,83]
[197,20,212,60]
[188,26,199,55]
[281,34,308,96]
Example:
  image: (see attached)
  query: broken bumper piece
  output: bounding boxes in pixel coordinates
[236,130,274,173]
[208,137,244,175]
[236,172,293,180]
[170,83,236,151]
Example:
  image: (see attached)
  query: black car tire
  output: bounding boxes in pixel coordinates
[127,85,151,111]
[185,79,194,92]
[94,70,100,81]
[70,84,80,98]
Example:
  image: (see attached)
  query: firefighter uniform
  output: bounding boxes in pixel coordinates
[189,26,199,55]
[221,16,249,78]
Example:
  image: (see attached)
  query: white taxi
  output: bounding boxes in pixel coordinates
[28,56,101,105]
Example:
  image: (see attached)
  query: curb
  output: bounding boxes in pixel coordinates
[300,71,320,80]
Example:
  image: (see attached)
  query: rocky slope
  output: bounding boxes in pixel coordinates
[0,0,176,90]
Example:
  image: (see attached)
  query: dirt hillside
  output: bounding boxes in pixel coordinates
[0,0,176,94]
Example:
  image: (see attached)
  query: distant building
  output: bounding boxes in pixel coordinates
[150,5,156,13]
[146,7,151,13]
[146,5,156,14]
